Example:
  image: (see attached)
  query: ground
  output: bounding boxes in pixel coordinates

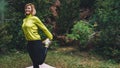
[0,46,120,68]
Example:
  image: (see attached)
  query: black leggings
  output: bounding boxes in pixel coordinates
[27,40,47,68]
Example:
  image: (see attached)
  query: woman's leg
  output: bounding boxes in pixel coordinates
[27,41,39,68]
[27,40,48,68]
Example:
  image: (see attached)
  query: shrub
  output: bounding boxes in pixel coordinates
[92,0,120,62]
[67,20,94,48]
[0,23,12,53]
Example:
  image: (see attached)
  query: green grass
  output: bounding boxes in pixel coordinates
[0,52,32,68]
[0,47,120,68]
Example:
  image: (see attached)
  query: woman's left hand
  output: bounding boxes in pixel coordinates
[42,38,51,48]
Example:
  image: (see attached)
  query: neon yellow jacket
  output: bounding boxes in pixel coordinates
[22,14,53,41]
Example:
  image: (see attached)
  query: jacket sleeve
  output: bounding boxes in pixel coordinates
[34,16,53,40]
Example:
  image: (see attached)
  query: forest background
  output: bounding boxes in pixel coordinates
[0,0,120,65]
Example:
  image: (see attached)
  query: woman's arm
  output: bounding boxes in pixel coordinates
[34,16,53,40]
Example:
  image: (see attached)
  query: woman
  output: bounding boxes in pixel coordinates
[22,3,53,68]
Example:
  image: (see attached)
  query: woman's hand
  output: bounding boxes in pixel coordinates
[42,38,51,48]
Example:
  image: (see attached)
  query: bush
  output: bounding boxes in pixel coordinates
[0,23,12,53]
[67,20,93,48]
[92,0,120,62]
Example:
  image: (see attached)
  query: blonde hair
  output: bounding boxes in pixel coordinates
[25,3,36,15]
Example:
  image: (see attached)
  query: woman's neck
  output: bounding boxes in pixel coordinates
[26,14,32,18]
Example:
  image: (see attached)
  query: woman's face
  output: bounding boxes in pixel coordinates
[25,5,32,15]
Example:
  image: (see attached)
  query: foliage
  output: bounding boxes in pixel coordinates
[67,20,93,48]
[0,23,12,52]
[57,0,96,34]
[57,0,81,34]
[92,0,120,62]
